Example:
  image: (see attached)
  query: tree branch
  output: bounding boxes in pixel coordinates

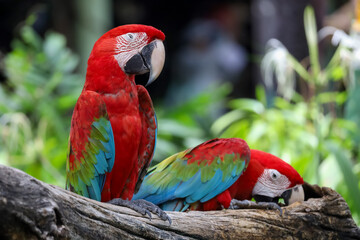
[0,165,359,240]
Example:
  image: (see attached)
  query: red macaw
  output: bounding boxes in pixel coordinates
[133,138,304,212]
[65,24,168,220]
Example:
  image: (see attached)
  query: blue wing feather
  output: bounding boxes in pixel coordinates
[66,90,115,202]
[133,154,247,209]
[89,118,115,200]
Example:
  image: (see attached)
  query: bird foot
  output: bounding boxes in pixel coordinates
[108,198,172,224]
[229,199,283,216]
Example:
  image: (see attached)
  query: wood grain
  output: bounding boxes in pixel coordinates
[0,165,359,239]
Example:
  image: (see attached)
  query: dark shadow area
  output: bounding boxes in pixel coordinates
[303,182,327,200]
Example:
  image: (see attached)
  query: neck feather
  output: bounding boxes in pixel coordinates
[229,158,264,200]
[84,54,133,94]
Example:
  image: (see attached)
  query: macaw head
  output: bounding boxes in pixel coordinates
[249,149,304,206]
[87,24,165,88]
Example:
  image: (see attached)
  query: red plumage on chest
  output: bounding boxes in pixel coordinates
[66,24,165,202]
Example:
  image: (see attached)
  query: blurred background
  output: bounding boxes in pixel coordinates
[0,0,359,224]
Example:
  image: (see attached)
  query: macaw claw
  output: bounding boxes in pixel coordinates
[108,198,172,224]
[229,199,283,216]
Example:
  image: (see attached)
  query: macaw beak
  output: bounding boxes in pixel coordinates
[253,185,305,206]
[280,185,305,205]
[253,195,280,204]
[124,39,165,86]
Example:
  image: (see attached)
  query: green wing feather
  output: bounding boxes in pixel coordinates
[66,91,115,201]
[133,138,250,208]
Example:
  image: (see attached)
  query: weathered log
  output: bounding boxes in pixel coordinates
[0,165,359,240]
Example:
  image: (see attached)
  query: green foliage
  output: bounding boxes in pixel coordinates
[0,23,83,186]
[0,21,230,184]
[1,6,359,226]
[212,6,360,224]
[153,83,231,164]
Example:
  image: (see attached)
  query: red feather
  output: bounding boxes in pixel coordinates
[190,149,304,210]
[68,24,164,202]
[228,150,304,206]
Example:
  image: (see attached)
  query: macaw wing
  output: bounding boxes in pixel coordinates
[133,138,250,210]
[66,90,115,201]
[134,85,157,194]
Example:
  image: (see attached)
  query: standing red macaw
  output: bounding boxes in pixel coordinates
[133,138,304,213]
[66,24,168,220]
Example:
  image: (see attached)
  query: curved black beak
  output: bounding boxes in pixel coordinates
[124,39,165,86]
[280,189,292,205]
[253,185,305,206]
[254,195,279,204]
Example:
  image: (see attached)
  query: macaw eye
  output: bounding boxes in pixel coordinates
[123,33,135,41]
[270,169,280,180]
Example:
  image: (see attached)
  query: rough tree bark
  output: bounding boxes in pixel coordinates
[0,165,359,240]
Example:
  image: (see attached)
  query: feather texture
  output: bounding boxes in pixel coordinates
[66,24,164,203]
[66,91,115,201]
[133,138,251,211]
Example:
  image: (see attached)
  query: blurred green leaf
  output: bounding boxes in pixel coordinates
[304,5,320,84]
[154,83,231,164]
[319,154,342,189]
[246,121,267,143]
[158,119,203,138]
[0,23,82,187]
[211,110,247,136]
[213,6,360,224]
[345,85,360,127]
[228,98,265,114]
[255,85,267,106]
[20,26,42,50]
[325,141,360,218]
[330,66,345,81]
[287,53,311,82]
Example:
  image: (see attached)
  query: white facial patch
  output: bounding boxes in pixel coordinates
[252,169,291,198]
[114,32,149,70]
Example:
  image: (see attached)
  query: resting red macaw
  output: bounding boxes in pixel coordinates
[66,24,168,221]
[133,138,304,213]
